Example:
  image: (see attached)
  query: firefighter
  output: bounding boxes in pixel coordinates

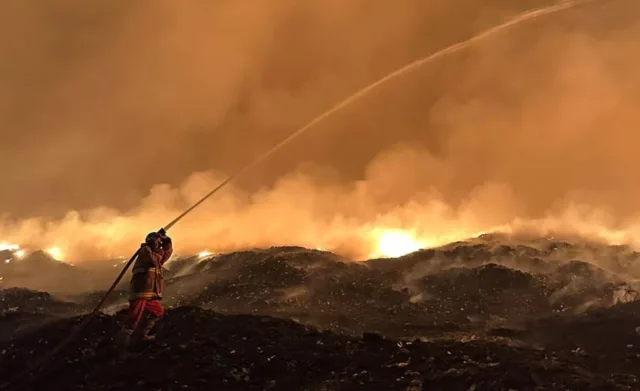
[117,229,173,355]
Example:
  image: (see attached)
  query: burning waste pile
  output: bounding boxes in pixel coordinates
[158,234,640,337]
[2,234,640,389]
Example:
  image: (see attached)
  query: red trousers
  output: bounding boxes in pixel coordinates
[124,299,164,331]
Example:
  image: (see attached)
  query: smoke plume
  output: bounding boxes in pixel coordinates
[1,0,640,262]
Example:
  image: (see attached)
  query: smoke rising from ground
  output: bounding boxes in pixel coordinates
[1,0,640,262]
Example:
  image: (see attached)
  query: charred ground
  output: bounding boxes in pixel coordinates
[2,234,640,390]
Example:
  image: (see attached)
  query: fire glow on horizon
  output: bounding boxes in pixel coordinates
[0,212,638,264]
[0,230,437,263]
[198,251,213,259]
[0,243,19,252]
[368,228,431,258]
[46,247,64,262]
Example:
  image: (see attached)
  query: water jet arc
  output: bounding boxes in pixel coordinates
[163,0,600,232]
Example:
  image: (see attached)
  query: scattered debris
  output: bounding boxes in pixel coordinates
[1,237,640,389]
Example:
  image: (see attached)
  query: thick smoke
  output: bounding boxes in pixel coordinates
[1,0,640,262]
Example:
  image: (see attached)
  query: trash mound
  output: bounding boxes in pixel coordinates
[0,288,77,313]
[0,288,83,342]
[414,263,552,323]
[1,306,636,391]
[373,232,640,277]
[519,300,640,375]
[2,236,636,340]
[2,236,640,389]
[0,251,89,294]
[157,245,632,337]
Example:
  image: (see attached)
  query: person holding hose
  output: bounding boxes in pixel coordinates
[117,229,173,355]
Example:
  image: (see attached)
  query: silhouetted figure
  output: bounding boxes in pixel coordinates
[117,229,173,355]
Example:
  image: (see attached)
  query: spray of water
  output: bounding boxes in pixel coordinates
[165,0,602,232]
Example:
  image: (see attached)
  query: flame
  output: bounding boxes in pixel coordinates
[0,243,19,252]
[46,247,64,262]
[1,198,639,263]
[370,228,430,258]
[198,251,213,259]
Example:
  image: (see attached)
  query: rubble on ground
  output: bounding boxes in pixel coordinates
[1,306,638,391]
[3,235,640,389]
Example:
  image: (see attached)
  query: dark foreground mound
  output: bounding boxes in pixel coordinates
[3,236,640,389]
[0,288,84,342]
[152,240,639,338]
[1,306,639,391]
[5,235,639,340]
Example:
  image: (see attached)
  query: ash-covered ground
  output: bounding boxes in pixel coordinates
[2,233,640,390]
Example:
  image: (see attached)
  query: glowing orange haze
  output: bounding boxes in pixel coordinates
[1,164,638,263]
